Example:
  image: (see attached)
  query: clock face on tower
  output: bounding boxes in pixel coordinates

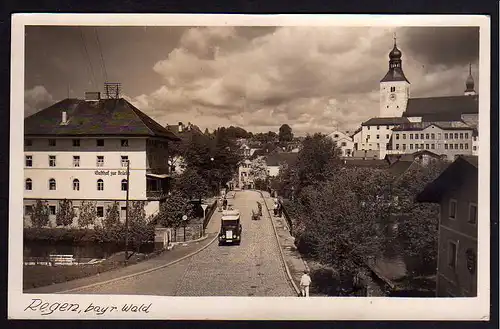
[389,93,397,101]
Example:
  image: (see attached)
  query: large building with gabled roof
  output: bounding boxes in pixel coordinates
[351,37,479,161]
[23,92,180,227]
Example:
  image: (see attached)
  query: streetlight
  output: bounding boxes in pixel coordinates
[210,157,214,197]
[124,159,130,265]
[182,215,188,242]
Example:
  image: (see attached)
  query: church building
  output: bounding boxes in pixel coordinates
[352,36,479,160]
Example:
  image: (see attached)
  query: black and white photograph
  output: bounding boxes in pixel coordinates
[9,14,490,320]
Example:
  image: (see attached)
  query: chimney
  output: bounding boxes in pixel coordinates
[85,92,101,101]
[178,122,183,133]
[61,111,68,125]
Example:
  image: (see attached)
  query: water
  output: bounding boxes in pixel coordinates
[23,240,154,263]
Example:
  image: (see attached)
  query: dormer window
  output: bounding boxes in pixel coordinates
[96,139,104,147]
[121,139,129,147]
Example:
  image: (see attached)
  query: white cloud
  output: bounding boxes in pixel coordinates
[24,85,54,117]
[126,26,476,136]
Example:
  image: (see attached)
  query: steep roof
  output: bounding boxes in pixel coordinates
[392,120,474,131]
[266,152,298,166]
[362,117,410,126]
[380,67,410,83]
[403,95,479,121]
[25,98,180,140]
[416,155,478,203]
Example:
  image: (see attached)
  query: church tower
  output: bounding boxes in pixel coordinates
[379,35,410,117]
[464,63,476,96]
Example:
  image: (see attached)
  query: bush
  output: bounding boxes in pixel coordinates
[23,228,97,243]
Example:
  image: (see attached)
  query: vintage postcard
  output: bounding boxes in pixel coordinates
[9,14,490,320]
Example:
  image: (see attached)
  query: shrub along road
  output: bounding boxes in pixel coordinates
[69,190,296,296]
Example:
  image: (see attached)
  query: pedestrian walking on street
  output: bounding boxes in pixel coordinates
[277,199,283,218]
[300,270,312,297]
[273,200,278,216]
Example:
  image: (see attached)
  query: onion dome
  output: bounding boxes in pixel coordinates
[389,44,402,60]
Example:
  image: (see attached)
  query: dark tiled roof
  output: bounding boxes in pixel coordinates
[24,98,180,140]
[403,95,479,122]
[417,155,478,203]
[387,160,414,177]
[392,120,474,131]
[250,149,268,159]
[341,159,389,168]
[266,153,298,166]
[362,117,410,126]
[165,124,203,141]
[380,67,410,83]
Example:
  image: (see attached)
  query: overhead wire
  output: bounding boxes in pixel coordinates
[94,27,108,83]
[79,27,97,90]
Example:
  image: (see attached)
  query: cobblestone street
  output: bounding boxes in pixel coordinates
[74,190,295,296]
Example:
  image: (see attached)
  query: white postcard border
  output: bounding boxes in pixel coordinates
[9,14,491,320]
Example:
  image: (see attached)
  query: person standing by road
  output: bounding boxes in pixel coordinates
[300,270,312,297]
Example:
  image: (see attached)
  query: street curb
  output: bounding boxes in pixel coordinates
[53,233,220,294]
[257,190,300,296]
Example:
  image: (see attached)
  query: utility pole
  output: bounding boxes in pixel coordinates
[124,159,130,264]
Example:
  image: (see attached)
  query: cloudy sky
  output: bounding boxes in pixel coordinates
[24,25,479,135]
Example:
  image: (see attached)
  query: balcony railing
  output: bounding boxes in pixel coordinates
[146,190,169,200]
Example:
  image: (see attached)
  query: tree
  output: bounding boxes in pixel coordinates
[279,124,293,143]
[249,157,268,181]
[155,194,194,230]
[204,128,210,135]
[249,156,269,191]
[292,167,394,289]
[56,199,76,227]
[175,168,210,201]
[128,201,155,252]
[392,159,449,272]
[31,200,50,228]
[78,200,97,229]
[94,201,123,243]
[103,201,120,230]
[285,133,340,195]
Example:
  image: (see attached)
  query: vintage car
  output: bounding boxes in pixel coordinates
[219,209,242,245]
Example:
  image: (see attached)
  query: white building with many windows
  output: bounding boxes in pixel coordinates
[23,93,180,227]
[390,121,474,161]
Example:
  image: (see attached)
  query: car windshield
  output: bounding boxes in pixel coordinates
[222,220,238,227]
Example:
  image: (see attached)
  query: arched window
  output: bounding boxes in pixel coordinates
[97,179,104,191]
[25,178,32,191]
[121,179,128,191]
[73,179,80,191]
[49,178,56,190]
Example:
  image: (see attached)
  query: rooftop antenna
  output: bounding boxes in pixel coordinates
[104,82,121,99]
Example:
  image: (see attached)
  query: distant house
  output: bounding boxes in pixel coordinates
[327,130,354,157]
[165,121,204,174]
[416,156,478,297]
[385,150,444,167]
[238,159,253,189]
[265,153,298,177]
